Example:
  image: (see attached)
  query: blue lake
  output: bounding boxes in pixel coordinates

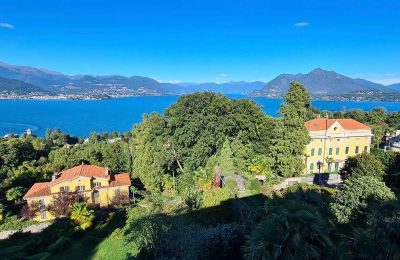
[1,95,400,137]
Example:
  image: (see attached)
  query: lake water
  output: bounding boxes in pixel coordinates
[1,95,400,137]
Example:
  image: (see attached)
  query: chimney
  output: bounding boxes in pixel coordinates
[52,172,60,181]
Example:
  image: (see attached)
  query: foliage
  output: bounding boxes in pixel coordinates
[330,176,395,224]
[269,81,311,177]
[245,201,333,260]
[183,188,202,210]
[244,185,334,260]
[47,192,81,217]
[218,138,236,176]
[6,186,26,202]
[110,191,130,207]
[20,201,40,219]
[201,188,232,208]
[341,153,385,180]
[70,202,95,230]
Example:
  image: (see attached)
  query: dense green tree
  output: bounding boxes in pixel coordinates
[0,139,36,167]
[269,81,311,177]
[218,138,235,176]
[6,186,26,203]
[164,92,273,171]
[330,176,395,224]
[341,153,385,180]
[130,113,172,192]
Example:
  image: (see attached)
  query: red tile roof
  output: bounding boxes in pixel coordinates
[23,165,131,199]
[306,118,370,131]
[23,182,51,199]
[50,165,110,186]
[110,173,131,187]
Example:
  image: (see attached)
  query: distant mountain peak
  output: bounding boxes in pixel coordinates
[253,68,391,97]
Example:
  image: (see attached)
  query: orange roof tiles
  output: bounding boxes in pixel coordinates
[305,118,370,131]
[50,165,110,186]
[23,182,51,199]
[110,173,131,187]
[23,165,131,199]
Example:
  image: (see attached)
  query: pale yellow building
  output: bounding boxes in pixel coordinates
[23,164,131,221]
[305,118,372,174]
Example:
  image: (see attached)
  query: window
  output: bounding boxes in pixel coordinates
[39,199,45,211]
[334,162,339,171]
[345,147,349,155]
[93,182,102,188]
[364,146,368,152]
[318,148,322,156]
[75,185,85,191]
[355,146,359,154]
[310,163,314,171]
[329,148,333,155]
[59,186,69,192]
[336,147,340,155]
[93,190,100,198]
[310,148,315,156]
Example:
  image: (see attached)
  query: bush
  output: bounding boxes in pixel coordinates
[330,176,395,224]
[250,179,261,194]
[341,153,385,180]
[202,188,232,208]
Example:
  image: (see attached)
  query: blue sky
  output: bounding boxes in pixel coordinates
[1,0,399,84]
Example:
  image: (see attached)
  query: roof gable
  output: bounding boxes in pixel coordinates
[306,118,370,131]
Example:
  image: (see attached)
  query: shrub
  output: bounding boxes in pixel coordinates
[47,191,81,217]
[184,188,202,210]
[20,201,40,219]
[330,176,395,224]
[70,202,95,230]
[110,191,130,207]
[341,153,385,180]
[250,179,261,194]
[202,188,232,208]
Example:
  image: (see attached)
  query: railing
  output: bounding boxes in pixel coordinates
[273,173,342,190]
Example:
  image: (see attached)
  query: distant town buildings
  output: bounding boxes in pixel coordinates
[385,130,400,152]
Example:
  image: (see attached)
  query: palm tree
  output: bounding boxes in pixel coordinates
[70,202,95,230]
[244,201,333,260]
[325,156,335,173]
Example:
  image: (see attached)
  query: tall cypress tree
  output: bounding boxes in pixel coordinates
[270,81,311,177]
[218,138,236,176]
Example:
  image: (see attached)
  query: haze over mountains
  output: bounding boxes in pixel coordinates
[0,60,399,99]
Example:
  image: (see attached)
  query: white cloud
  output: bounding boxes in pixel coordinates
[218,73,228,78]
[294,21,310,27]
[0,23,14,29]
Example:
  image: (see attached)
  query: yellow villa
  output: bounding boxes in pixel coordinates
[23,164,131,221]
[305,118,373,174]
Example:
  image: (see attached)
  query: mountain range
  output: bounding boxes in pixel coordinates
[251,68,399,97]
[0,60,399,99]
